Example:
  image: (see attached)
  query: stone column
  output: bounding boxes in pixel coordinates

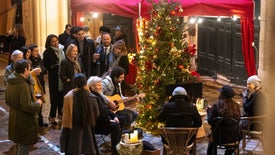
[22,0,68,51]
[260,0,275,154]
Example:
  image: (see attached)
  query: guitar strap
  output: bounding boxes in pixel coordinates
[118,83,123,97]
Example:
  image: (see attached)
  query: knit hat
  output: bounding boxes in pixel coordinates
[219,85,235,99]
[172,87,187,96]
[247,75,261,87]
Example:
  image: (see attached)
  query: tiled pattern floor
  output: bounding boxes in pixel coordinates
[0,52,264,155]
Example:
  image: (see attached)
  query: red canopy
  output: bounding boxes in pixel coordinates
[70,0,256,76]
[71,0,254,18]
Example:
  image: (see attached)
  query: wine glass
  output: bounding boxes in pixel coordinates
[35,91,42,99]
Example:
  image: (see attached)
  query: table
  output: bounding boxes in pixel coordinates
[197,111,207,138]
[117,140,143,155]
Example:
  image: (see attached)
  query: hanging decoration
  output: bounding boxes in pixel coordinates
[135,0,198,133]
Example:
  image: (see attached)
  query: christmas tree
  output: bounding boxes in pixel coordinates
[136,0,197,133]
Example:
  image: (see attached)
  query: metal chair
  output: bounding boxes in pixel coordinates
[95,131,111,151]
[211,117,240,155]
[240,115,265,151]
[158,127,199,155]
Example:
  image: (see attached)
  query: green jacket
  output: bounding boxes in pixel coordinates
[5,72,41,145]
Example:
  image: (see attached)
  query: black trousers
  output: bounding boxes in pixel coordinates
[95,121,121,149]
[116,109,138,130]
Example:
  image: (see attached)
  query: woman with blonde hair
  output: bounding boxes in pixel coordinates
[60,44,82,96]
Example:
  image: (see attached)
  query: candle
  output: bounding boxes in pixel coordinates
[129,130,138,143]
[124,133,129,144]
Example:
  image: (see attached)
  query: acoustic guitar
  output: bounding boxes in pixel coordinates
[106,93,146,113]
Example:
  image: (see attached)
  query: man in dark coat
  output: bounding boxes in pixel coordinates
[58,24,72,46]
[158,86,202,127]
[92,32,113,76]
[158,86,202,154]
[68,27,96,77]
[6,59,43,154]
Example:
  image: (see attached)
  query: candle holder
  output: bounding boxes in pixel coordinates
[122,130,139,144]
[117,140,143,155]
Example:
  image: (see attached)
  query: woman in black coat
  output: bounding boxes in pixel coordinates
[207,85,241,155]
[60,44,82,96]
[242,75,265,116]
[29,44,48,127]
[43,34,65,125]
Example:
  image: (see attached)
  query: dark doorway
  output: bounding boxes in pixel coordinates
[197,17,260,85]
[197,0,260,85]
[103,14,135,50]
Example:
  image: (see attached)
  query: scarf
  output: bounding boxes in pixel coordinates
[51,44,65,91]
[51,44,65,65]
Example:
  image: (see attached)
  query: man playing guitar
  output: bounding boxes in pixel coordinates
[102,66,145,130]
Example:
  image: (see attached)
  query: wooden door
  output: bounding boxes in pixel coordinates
[197,17,247,85]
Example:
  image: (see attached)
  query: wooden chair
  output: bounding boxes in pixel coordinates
[158,127,199,155]
[211,117,240,155]
[240,115,265,151]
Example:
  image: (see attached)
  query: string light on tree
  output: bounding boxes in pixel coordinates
[136,0,197,133]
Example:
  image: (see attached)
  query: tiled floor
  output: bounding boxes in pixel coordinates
[97,120,263,155]
[0,52,264,154]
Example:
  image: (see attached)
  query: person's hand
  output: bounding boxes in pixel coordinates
[93,53,100,61]
[36,99,43,105]
[134,94,140,102]
[32,68,42,75]
[242,89,249,97]
[113,117,119,123]
[108,100,117,111]
[110,117,119,123]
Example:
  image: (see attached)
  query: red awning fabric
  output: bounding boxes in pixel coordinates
[71,0,254,18]
[70,0,256,76]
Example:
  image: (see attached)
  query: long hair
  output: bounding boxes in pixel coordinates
[65,44,77,59]
[12,24,26,40]
[112,40,128,56]
[45,34,58,49]
[216,98,240,119]
[73,73,94,127]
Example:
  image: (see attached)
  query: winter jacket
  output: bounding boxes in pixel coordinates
[158,95,202,127]
[5,72,41,145]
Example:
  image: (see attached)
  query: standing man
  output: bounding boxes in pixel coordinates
[58,24,72,46]
[113,25,128,49]
[92,32,113,76]
[69,27,96,77]
[5,59,43,154]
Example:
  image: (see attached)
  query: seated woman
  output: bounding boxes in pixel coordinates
[87,76,121,155]
[207,85,241,155]
[242,75,266,131]
[242,75,265,117]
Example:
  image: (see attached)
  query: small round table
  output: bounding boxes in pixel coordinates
[117,140,143,155]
